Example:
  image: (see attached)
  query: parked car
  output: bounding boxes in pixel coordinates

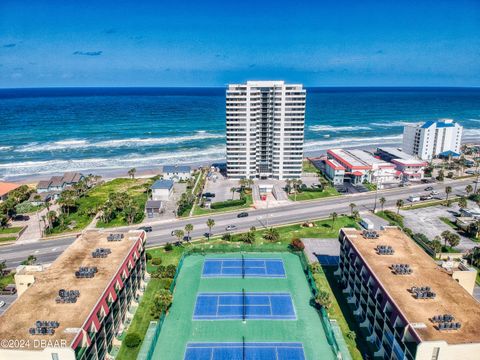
[137,226,153,232]
[12,214,29,221]
[424,186,434,191]
[203,192,216,198]
[237,212,249,218]
[225,225,237,231]
[430,190,439,196]
[183,236,192,242]
[0,301,5,308]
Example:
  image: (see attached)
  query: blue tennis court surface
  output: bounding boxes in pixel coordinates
[184,342,305,360]
[193,292,296,320]
[202,258,286,278]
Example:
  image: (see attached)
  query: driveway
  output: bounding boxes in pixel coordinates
[204,171,240,203]
[400,203,477,251]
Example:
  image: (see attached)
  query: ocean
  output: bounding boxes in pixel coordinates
[0,87,479,181]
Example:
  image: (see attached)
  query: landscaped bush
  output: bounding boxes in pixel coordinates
[210,198,246,209]
[153,264,177,279]
[289,238,305,251]
[299,187,323,193]
[164,242,173,251]
[383,210,404,227]
[151,257,162,266]
[124,333,142,348]
[146,252,152,261]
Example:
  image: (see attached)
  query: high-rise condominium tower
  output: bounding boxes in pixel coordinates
[226,81,306,180]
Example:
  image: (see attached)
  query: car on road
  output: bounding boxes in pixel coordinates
[0,301,5,308]
[225,225,237,231]
[424,186,434,191]
[203,192,216,198]
[137,226,153,232]
[171,230,176,236]
[430,190,439,196]
[183,236,192,242]
[237,212,249,218]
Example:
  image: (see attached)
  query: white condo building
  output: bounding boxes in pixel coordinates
[402,119,463,160]
[226,81,306,179]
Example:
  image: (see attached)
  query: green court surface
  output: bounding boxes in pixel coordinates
[151,252,336,360]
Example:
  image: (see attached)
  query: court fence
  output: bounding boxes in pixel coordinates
[138,245,343,360]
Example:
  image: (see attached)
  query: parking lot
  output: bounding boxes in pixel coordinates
[0,294,17,315]
[302,238,340,265]
[400,202,478,251]
[203,170,241,203]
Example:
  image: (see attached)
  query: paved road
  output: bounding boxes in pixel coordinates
[0,178,475,268]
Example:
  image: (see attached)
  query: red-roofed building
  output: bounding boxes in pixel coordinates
[0,182,21,202]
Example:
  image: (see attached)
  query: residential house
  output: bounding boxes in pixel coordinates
[162,165,192,182]
[151,179,174,201]
[0,182,20,202]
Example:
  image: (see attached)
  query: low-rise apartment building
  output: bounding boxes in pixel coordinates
[151,179,174,201]
[325,149,397,187]
[336,227,480,360]
[0,229,147,360]
[376,147,428,181]
[37,172,84,193]
[162,165,192,182]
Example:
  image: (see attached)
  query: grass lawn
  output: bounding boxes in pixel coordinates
[178,171,205,217]
[116,278,172,360]
[192,194,253,216]
[0,236,17,243]
[439,216,458,230]
[288,187,339,201]
[401,197,460,211]
[303,159,319,173]
[0,226,23,234]
[47,178,154,235]
[0,273,15,290]
[375,210,404,227]
[363,182,377,191]
[313,266,366,360]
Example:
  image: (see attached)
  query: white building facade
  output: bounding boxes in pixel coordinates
[226,81,306,180]
[402,119,463,160]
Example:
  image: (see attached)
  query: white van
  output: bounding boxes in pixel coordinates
[408,195,421,202]
[360,218,374,230]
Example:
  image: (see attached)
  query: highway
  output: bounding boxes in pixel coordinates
[0,177,475,268]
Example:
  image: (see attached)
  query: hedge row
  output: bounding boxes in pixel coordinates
[210,197,247,209]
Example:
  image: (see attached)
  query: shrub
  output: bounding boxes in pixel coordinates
[145,252,152,261]
[151,289,173,318]
[210,198,246,209]
[164,243,173,252]
[383,210,404,227]
[124,333,142,348]
[314,290,331,309]
[289,238,305,251]
[154,264,177,279]
[151,257,162,266]
[221,233,232,242]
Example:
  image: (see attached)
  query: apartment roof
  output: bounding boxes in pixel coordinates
[377,147,413,160]
[325,158,345,171]
[327,149,371,170]
[49,176,65,187]
[392,158,428,167]
[0,182,20,197]
[36,180,51,189]
[0,230,144,350]
[348,149,394,168]
[62,172,83,183]
[421,119,457,129]
[342,227,480,344]
[151,179,174,190]
[163,165,191,173]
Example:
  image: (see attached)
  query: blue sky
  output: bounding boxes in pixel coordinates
[0,0,479,87]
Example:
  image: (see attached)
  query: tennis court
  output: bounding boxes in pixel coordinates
[184,342,305,360]
[193,292,296,320]
[202,258,286,278]
[150,253,337,360]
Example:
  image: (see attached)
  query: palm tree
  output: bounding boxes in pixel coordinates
[47,210,57,228]
[128,168,136,179]
[396,199,404,214]
[206,218,215,238]
[184,223,193,240]
[445,186,452,202]
[441,230,452,247]
[349,203,356,217]
[230,187,236,200]
[430,238,442,254]
[447,233,460,249]
[250,226,256,232]
[315,290,331,309]
[458,197,468,209]
[285,179,292,193]
[352,210,360,221]
[466,184,473,196]
[330,212,338,228]
[379,197,386,212]
[263,228,280,242]
[174,229,184,242]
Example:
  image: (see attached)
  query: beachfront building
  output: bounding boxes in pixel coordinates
[37,172,84,193]
[325,149,397,187]
[162,165,192,182]
[0,181,20,202]
[151,179,174,201]
[402,119,463,160]
[376,147,428,182]
[226,81,306,180]
[336,227,480,360]
[0,230,147,360]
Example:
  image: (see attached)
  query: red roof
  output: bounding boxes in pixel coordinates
[0,182,20,197]
[352,171,363,176]
[325,159,345,171]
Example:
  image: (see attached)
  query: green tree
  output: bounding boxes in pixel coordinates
[458,197,468,209]
[315,290,331,309]
[447,233,460,248]
[263,228,280,242]
[430,237,442,254]
[206,218,215,238]
[151,289,173,318]
[379,197,386,212]
[230,187,236,200]
[240,231,255,244]
[445,186,452,201]
[124,333,142,348]
[0,260,6,277]
[184,223,193,240]
[352,210,360,221]
[441,230,452,247]
[466,184,473,196]
[396,199,404,214]
[0,215,8,229]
